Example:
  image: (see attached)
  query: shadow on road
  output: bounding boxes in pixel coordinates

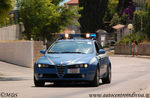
[0,77,28,81]
[32,82,105,88]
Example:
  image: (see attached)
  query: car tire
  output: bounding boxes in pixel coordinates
[90,68,100,87]
[34,76,45,87]
[102,67,111,84]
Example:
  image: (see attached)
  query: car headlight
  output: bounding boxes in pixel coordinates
[68,64,88,68]
[38,64,42,68]
[84,64,88,68]
[37,64,54,68]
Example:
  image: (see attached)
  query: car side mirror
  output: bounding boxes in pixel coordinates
[40,49,46,54]
[98,49,105,54]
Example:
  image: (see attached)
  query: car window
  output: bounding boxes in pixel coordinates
[94,42,99,53]
[97,42,103,49]
[48,41,94,54]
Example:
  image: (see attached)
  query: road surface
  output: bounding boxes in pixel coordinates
[0,56,150,98]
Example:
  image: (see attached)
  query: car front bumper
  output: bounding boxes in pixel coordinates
[34,64,96,82]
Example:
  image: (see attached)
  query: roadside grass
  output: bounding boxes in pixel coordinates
[107,51,114,56]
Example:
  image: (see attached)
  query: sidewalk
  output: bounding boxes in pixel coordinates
[106,50,150,59]
[111,54,150,59]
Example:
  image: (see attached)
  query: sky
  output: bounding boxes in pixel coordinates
[60,0,71,5]
[62,0,71,3]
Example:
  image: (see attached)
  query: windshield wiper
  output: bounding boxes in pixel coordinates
[47,52,62,54]
[61,52,86,54]
[48,51,86,54]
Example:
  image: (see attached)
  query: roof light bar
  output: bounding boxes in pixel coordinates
[65,34,69,38]
[90,34,96,37]
[59,33,97,39]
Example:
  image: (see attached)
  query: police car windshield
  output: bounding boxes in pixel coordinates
[48,41,93,54]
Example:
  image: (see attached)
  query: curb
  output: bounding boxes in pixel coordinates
[109,55,150,59]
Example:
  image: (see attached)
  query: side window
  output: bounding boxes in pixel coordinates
[97,42,103,49]
[94,42,99,53]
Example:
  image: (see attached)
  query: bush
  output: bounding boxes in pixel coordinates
[117,32,146,44]
[110,13,121,26]
[120,14,129,24]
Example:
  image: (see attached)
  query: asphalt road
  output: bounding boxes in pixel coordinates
[0,56,150,98]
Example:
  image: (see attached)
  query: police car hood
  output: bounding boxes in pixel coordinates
[37,54,95,65]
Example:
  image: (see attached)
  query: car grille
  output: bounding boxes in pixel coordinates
[42,74,58,78]
[56,66,65,75]
[67,65,78,69]
[63,74,83,78]
[45,65,55,68]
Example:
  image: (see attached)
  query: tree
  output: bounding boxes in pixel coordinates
[19,0,79,42]
[0,0,14,25]
[144,1,150,40]
[104,0,118,21]
[120,14,129,24]
[79,0,108,33]
[110,13,120,27]
[132,1,150,41]
[117,0,132,15]
[117,0,135,20]
[133,11,146,33]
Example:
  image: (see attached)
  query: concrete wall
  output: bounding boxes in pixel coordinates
[0,24,23,40]
[33,41,44,63]
[116,27,131,42]
[115,43,150,55]
[0,41,43,67]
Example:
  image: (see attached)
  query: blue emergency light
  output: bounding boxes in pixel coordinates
[90,34,96,37]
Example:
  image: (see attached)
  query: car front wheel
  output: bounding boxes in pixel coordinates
[34,76,45,87]
[90,68,100,87]
[102,67,111,84]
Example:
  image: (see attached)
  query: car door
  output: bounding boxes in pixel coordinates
[97,42,107,74]
[94,42,105,76]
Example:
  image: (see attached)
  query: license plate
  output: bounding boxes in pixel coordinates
[68,68,80,73]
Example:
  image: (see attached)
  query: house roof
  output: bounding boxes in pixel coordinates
[67,0,78,5]
[112,24,125,30]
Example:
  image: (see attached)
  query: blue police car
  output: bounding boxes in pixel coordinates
[34,34,111,87]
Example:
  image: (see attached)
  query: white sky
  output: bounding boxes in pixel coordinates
[60,0,71,5]
[62,0,71,3]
